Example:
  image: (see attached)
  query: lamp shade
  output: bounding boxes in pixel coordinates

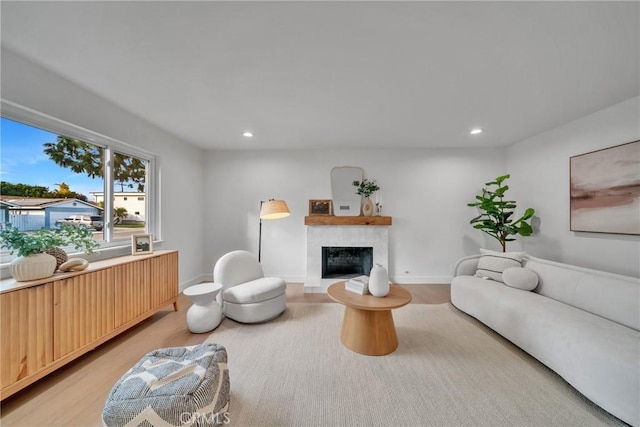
[260,199,291,220]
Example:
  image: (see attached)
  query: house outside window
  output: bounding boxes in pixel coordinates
[0,101,157,265]
[91,192,146,224]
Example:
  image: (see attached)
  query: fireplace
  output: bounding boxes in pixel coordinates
[305,222,390,292]
[322,246,373,279]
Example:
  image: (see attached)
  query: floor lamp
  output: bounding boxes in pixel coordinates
[259,199,291,262]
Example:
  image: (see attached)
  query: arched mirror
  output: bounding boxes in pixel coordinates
[331,166,363,216]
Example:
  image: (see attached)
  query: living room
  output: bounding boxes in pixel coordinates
[1,1,639,426]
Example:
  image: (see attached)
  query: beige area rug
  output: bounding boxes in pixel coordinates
[204,303,623,427]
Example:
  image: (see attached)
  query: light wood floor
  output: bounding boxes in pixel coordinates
[0,283,450,426]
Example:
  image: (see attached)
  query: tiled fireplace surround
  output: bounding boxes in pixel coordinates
[305,224,389,293]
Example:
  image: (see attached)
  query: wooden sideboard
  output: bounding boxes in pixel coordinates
[0,250,179,399]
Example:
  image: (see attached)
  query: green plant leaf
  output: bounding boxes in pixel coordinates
[0,223,99,257]
[495,174,510,184]
[466,174,535,250]
[518,222,533,236]
[494,186,509,197]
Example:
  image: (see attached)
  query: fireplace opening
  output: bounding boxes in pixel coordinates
[322,246,373,279]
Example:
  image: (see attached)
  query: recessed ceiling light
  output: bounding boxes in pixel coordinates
[470,128,483,135]
[243,131,254,138]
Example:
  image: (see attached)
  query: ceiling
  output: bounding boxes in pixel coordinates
[1,1,638,151]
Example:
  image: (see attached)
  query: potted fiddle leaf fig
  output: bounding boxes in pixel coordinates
[0,223,99,281]
[467,174,535,252]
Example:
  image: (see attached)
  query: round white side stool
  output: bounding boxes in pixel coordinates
[183,282,223,333]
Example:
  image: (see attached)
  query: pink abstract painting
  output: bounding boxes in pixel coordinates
[570,140,640,235]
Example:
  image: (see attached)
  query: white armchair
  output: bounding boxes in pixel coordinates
[213,250,287,323]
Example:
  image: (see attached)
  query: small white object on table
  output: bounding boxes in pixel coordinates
[183,282,223,333]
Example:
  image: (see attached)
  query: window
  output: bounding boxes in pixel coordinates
[111,151,148,241]
[0,101,157,263]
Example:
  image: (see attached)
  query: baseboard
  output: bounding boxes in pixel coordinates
[187,274,451,292]
[200,273,214,283]
[278,275,306,283]
[391,276,452,284]
[304,285,329,293]
[180,274,208,291]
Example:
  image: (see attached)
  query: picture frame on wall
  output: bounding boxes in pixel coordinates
[132,234,153,255]
[570,140,640,235]
[309,199,333,216]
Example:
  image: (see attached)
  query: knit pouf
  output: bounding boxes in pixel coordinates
[102,344,230,427]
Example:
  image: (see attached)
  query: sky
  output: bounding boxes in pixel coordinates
[0,117,104,200]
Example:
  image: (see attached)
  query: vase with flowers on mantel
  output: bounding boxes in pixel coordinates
[353,177,381,217]
[362,198,374,216]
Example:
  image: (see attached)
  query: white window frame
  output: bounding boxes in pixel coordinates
[0,100,160,271]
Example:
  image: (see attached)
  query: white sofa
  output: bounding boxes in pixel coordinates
[451,254,640,426]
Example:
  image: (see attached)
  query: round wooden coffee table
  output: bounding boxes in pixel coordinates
[327,281,412,356]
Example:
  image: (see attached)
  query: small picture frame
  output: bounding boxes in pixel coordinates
[131,234,153,255]
[309,199,333,216]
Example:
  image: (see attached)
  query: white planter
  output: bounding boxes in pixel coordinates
[10,253,57,282]
[369,263,389,297]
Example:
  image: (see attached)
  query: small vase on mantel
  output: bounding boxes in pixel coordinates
[369,263,389,297]
[362,197,374,216]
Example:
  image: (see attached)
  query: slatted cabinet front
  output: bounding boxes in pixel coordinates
[53,269,114,359]
[0,250,178,399]
[0,284,54,389]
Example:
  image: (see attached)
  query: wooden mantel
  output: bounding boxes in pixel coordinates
[304,216,392,226]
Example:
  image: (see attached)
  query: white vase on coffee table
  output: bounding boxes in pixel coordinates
[369,263,389,297]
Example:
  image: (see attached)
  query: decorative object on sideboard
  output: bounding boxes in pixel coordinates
[309,199,332,216]
[331,166,363,216]
[258,199,291,262]
[9,253,56,282]
[467,174,535,252]
[369,263,389,297]
[45,246,69,270]
[131,234,153,255]
[58,257,90,272]
[570,140,640,235]
[352,178,380,217]
[0,223,99,281]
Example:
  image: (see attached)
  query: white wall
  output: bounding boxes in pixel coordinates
[507,97,640,277]
[203,148,506,283]
[1,48,206,288]
[5,46,636,283]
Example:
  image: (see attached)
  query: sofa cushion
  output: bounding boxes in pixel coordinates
[475,249,525,282]
[223,277,286,304]
[502,266,538,291]
[524,257,640,331]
